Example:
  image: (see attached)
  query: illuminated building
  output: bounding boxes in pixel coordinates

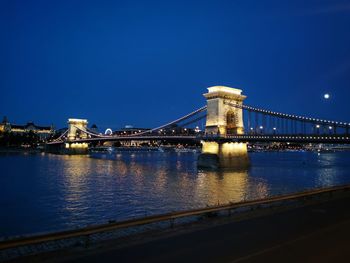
[0,116,54,140]
[113,125,150,136]
[113,125,151,147]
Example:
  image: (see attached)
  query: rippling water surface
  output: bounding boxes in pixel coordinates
[1,151,350,237]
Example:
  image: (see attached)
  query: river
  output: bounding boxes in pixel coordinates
[1,151,350,237]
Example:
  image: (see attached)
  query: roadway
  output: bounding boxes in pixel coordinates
[20,195,350,263]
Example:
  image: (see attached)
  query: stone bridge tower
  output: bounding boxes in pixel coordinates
[59,118,90,154]
[198,86,249,169]
[204,86,246,136]
[67,118,88,141]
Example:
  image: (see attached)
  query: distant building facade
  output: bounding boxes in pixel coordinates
[113,125,151,147]
[0,116,54,140]
[113,125,150,136]
[90,124,99,134]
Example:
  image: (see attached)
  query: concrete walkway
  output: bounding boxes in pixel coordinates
[20,196,350,263]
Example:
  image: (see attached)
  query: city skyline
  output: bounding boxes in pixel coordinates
[1,0,350,130]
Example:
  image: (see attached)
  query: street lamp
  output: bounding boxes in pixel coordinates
[316,125,320,135]
[259,126,264,134]
[329,126,333,135]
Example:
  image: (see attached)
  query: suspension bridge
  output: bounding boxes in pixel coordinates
[46,86,350,168]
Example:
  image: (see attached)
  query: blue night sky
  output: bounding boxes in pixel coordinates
[1,0,350,130]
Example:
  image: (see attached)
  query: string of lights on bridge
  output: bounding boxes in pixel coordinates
[48,102,350,144]
[129,106,207,136]
[224,101,350,128]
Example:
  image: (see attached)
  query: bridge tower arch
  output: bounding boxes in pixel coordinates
[198,86,250,169]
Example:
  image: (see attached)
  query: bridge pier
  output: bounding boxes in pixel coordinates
[45,142,89,155]
[63,142,89,154]
[198,141,249,169]
[198,86,250,169]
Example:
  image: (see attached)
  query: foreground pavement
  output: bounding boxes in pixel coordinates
[19,196,350,263]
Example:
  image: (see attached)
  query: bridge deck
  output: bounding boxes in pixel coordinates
[47,134,350,144]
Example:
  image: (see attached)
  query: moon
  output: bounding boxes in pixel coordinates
[324,93,330,99]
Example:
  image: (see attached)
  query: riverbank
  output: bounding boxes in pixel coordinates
[2,185,350,262]
[60,193,350,263]
[0,147,42,154]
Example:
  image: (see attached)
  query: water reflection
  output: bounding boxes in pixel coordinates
[61,156,93,220]
[196,169,269,206]
[315,153,340,187]
[196,170,248,206]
